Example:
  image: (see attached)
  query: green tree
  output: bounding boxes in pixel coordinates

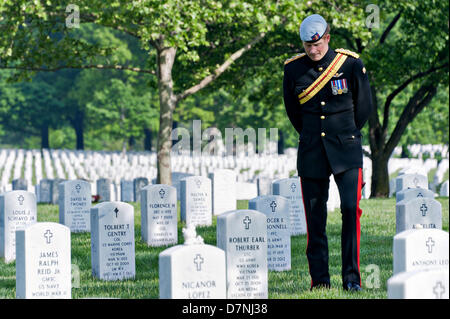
[0,0,370,185]
[361,1,449,197]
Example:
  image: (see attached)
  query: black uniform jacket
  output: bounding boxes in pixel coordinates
[283,47,373,178]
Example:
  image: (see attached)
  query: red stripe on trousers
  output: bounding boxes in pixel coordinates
[356,168,363,286]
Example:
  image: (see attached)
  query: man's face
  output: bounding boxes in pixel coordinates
[303,34,330,61]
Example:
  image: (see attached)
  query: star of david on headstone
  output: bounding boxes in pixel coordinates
[243,216,251,230]
[290,183,297,193]
[18,195,25,205]
[270,200,277,213]
[420,203,428,217]
[114,207,119,218]
[44,230,53,244]
[195,179,202,188]
[193,254,204,271]
[426,237,435,254]
[433,281,445,299]
[159,188,165,199]
[75,184,81,193]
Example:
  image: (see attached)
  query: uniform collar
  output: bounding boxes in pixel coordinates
[310,47,335,65]
[306,47,336,71]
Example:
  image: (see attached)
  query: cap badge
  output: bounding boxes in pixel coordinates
[311,32,320,41]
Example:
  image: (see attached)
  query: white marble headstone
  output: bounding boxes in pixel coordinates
[39,179,53,204]
[16,222,71,299]
[141,184,178,246]
[396,174,428,193]
[96,178,111,202]
[272,177,306,235]
[180,176,212,227]
[396,187,435,203]
[133,177,148,203]
[387,268,449,299]
[217,209,268,299]
[58,180,91,232]
[248,195,291,271]
[120,180,134,202]
[396,197,442,233]
[0,191,37,263]
[90,201,135,281]
[209,169,237,216]
[159,225,226,299]
[393,229,449,275]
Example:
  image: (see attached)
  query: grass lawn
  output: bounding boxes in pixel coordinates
[0,197,448,299]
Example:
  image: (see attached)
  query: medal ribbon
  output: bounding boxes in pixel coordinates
[298,53,347,104]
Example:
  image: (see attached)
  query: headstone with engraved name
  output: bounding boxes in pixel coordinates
[272,177,306,235]
[0,191,37,263]
[16,222,71,299]
[396,173,428,193]
[90,201,135,281]
[58,180,91,232]
[248,195,291,271]
[396,197,442,233]
[180,176,212,227]
[12,179,28,191]
[393,229,449,274]
[217,209,268,299]
[396,187,435,203]
[209,169,237,216]
[141,184,178,246]
[387,268,449,299]
[159,224,226,299]
[133,177,148,203]
[97,178,111,202]
[120,180,134,202]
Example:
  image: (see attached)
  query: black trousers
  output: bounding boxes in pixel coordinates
[300,167,363,288]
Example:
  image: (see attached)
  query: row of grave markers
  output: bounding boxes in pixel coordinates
[2,172,448,299]
[386,174,449,299]
[0,171,306,299]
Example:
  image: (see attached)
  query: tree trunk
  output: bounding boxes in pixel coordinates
[370,151,390,197]
[144,128,152,151]
[41,124,49,149]
[278,130,284,155]
[73,110,84,150]
[156,46,177,185]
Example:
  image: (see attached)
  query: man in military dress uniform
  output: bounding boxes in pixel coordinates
[283,14,373,292]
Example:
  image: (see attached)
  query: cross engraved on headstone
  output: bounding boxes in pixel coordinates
[114,207,119,218]
[290,183,297,193]
[433,281,445,299]
[195,179,202,188]
[426,237,435,253]
[159,188,166,199]
[44,229,53,244]
[193,254,204,271]
[75,184,81,193]
[18,195,25,205]
[270,200,277,213]
[420,203,428,217]
[243,216,251,230]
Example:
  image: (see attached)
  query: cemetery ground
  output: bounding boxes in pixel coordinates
[0,197,448,299]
